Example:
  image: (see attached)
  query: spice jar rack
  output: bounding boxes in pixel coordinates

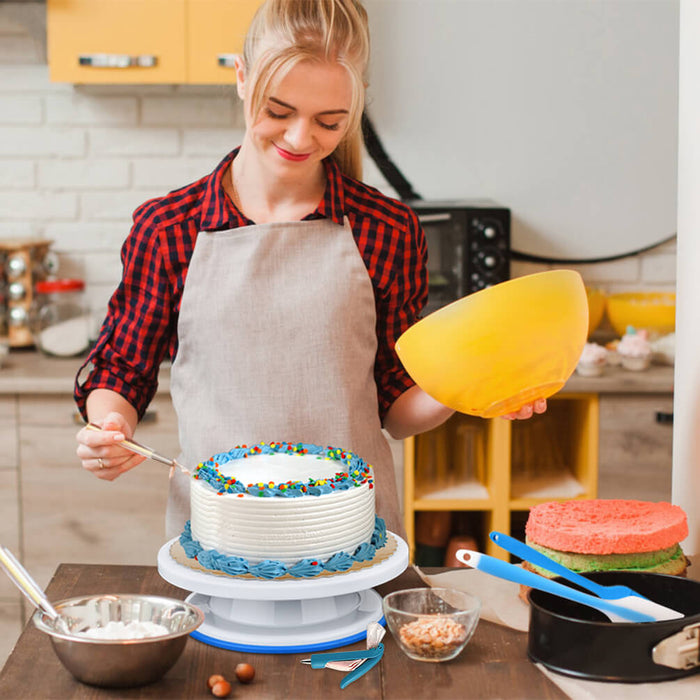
[0,239,54,347]
[403,394,599,562]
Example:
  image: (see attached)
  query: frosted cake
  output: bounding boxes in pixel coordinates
[179,441,387,579]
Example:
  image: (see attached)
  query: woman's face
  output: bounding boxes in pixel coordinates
[239,59,354,179]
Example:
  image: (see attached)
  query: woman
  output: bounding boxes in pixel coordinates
[75,0,545,538]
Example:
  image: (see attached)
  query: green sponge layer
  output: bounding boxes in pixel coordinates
[523,539,688,576]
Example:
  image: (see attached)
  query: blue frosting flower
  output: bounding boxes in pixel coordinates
[371,517,387,547]
[288,559,325,577]
[197,549,228,571]
[218,556,249,576]
[246,486,276,497]
[306,483,334,496]
[249,560,288,579]
[324,552,355,572]
[179,523,201,558]
[353,542,376,561]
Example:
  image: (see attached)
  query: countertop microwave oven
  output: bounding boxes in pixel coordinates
[405,199,511,314]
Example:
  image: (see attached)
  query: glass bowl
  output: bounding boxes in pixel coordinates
[32,594,204,688]
[395,270,588,417]
[382,587,481,663]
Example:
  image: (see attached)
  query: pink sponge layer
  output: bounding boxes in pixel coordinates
[526,499,688,554]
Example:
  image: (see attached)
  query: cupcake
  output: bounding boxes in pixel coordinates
[576,342,608,377]
[617,326,652,370]
[604,339,622,366]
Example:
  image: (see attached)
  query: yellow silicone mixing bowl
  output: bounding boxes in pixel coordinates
[395,270,588,418]
[586,287,606,338]
[605,292,676,338]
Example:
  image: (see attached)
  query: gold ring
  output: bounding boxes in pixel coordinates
[98,458,105,469]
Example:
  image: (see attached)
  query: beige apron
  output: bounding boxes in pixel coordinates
[167,217,402,540]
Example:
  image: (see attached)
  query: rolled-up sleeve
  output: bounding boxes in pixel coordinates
[74,201,175,421]
[373,206,428,419]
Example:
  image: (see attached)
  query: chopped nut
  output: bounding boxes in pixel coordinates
[398,616,468,659]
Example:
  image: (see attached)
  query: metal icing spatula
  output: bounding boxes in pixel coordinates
[0,546,82,634]
[85,422,191,476]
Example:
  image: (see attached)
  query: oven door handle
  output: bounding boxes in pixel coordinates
[417,213,453,224]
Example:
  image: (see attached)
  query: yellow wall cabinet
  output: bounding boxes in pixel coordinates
[47,0,262,84]
[404,394,599,562]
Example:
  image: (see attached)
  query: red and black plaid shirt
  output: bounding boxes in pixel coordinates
[75,149,427,422]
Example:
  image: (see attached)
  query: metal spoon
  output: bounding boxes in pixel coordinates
[85,422,191,476]
[0,545,74,633]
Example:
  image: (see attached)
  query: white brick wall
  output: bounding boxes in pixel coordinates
[0,3,677,323]
[46,94,139,125]
[38,159,130,189]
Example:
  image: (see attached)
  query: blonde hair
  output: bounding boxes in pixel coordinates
[242,0,369,180]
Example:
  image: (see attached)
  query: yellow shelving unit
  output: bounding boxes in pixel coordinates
[404,394,599,561]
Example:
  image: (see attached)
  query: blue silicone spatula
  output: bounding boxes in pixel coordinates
[489,531,651,600]
[455,549,683,623]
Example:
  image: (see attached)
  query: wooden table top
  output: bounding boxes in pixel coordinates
[0,564,567,699]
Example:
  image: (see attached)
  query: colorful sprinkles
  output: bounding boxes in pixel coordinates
[192,441,375,497]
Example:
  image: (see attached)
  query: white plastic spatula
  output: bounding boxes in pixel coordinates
[455,550,684,623]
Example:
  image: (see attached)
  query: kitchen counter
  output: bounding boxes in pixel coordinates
[561,363,674,394]
[0,349,173,395]
[0,349,675,395]
[0,564,567,699]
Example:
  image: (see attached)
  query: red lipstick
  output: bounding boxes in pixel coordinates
[274,144,310,162]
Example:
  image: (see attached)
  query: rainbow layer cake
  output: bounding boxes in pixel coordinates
[524,499,689,577]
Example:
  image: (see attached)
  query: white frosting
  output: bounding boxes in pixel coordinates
[618,332,651,358]
[578,342,608,365]
[190,451,376,565]
[78,621,170,640]
[215,452,344,484]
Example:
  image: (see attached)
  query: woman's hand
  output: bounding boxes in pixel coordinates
[76,412,146,481]
[502,398,547,420]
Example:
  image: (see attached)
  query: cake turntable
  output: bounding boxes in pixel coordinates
[157,532,409,653]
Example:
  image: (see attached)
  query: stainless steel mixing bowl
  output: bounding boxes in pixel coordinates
[33,593,204,688]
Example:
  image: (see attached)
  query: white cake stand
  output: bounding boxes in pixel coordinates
[157,532,408,653]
